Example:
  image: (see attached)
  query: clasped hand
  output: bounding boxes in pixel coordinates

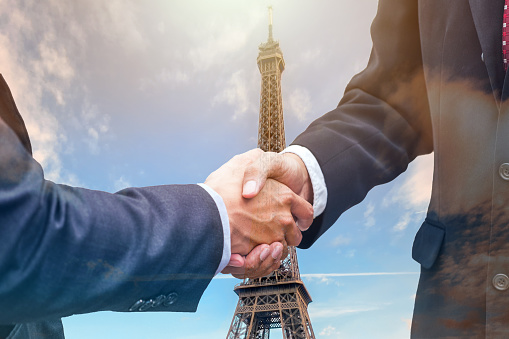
[205,149,313,279]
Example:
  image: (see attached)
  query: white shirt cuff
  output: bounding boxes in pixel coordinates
[197,183,231,276]
[281,145,327,218]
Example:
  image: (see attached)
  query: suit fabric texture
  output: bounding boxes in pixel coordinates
[295,0,509,337]
[0,74,224,338]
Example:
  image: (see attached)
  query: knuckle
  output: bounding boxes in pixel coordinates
[280,215,294,228]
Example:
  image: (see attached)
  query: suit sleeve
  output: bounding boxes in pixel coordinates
[0,116,224,323]
[294,0,433,249]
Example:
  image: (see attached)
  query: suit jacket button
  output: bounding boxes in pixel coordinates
[481,52,484,62]
[129,299,144,312]
[499,163,509,181]
[152,295,166,308]
[163,292,178,307]
[493,274,509,291]
[139,299,154,311]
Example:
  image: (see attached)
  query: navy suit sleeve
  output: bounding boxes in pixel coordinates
[0,116,224,323]
[295,0,433,248]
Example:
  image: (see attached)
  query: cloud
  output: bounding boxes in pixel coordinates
[213,70,254,120]
[309,304,379,319]
[331,234,351,247]
[385,153,433,211]
[114,176,132,192]
[364,202,375,227]
[305,275,342,287]
[81,100,110,154]
[0,0,124,182]
[381,153,434,234]
[215,271,419,280]
[91,0,146,51]
[0,14,69,182]
[139,68,191,91]
[320,325,341,337]
[286,88,312,122]
[393,211,412,232]
[301,49,322,63]
[302,272,418,279]
[185,7,263,73]
[345,249,356,258]
[189,26,249,72]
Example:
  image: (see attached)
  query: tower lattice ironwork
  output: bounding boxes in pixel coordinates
[226,7,315,339]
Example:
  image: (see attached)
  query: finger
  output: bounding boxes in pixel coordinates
[242,152,281,198]
[290,191,314,231]
[229,243,269,279]
[284,221,302,247]
[228,254,245,268]
[221,254,246,275]
[281,244,289,260]
[234,242,284,279]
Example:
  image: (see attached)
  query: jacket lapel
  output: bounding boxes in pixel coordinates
[468,0,505,102]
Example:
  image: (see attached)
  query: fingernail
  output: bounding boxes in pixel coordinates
[229,258,244,267]
[272,244,283,259]
[260,247,270,261]
[296,220,309,232]
[243,180,257,196]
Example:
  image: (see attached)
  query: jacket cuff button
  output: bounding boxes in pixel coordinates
[139,299,155,311]
[163,292,178,307]
[128,300,144,312]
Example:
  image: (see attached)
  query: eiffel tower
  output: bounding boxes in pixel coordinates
[226,7,315,339]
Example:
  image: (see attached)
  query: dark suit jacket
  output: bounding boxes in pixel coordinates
[0,74,224,338]
[294,0,509,337]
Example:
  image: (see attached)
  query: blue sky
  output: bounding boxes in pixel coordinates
[0,0,434,337]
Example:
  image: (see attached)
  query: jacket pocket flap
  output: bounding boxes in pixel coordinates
[412,219,445,269]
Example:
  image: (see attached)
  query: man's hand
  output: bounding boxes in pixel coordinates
[242,151,313,231]
[205,149,313,256]
[221,242,285,279]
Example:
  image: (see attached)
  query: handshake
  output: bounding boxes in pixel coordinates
[205,149,314,280]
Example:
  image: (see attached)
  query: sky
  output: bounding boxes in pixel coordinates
[0,0,435,338]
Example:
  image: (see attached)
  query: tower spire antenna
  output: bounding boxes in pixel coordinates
[268,6,274,42]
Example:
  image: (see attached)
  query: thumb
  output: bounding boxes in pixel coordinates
[242,152,282,198]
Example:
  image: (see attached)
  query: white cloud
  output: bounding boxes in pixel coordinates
[302,272,418,279]
[93,0,146,51]
[0,0,121,182]
[0,26,68,182]
[382,153,434,235]
[345,249,356,258]
[320,325,341,337]
[364,202,375,227]
[386,153,433,210]
[309,304,378,319]
[305,275,341,287]
[301,49,322,63]
[213,70,252,120]
[139,68,191,91]
[114,176,132,192]
[393,211,412,232]
[81,100,110,154]
[188,18,254,72]
[286,88,312,122]
[215,271,419,280]
[331,234,351,247]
